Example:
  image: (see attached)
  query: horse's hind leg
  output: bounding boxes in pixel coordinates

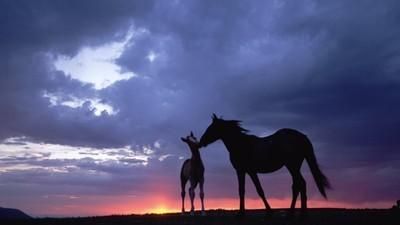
[249,173,271,212]
[199,178,205,216]
[290,182,300,211]
[299,174,307,214]
[289,169,307,216]
[288,170,300,211]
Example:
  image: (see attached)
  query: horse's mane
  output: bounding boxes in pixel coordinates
[221,119,249,134]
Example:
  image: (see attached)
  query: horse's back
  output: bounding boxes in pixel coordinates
[248,128,310,172]
[250,136,285,172]
[274,128,307,137]
[273,128,312,165]
[273,128,309,150]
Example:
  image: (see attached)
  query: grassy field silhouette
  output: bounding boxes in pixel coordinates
[2,208,399,225]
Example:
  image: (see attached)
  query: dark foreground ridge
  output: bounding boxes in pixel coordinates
[1,208,399,225]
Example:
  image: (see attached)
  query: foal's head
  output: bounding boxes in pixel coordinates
[181,131,200,153]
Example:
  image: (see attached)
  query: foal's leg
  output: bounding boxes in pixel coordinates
[189,179,198,215]
[236,171,246,216]
[181,176,188,213]
[199,178,206,216]
[249,173,271,212]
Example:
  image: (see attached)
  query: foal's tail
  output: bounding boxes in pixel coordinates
[304,138,331,199]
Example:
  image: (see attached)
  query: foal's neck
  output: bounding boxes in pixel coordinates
[191,148,201,160]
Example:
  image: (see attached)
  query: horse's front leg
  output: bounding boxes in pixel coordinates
[249,173,272,212]
[236,171,246,216]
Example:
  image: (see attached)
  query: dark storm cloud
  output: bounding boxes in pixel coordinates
[0,0,154,54]
[0,0,156,147]
[1,0,400,213]
[118,0,400,203]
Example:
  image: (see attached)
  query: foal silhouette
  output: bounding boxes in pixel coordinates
[199,114,330,216]
[180,132,206,215]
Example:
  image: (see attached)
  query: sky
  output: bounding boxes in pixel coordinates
[0,0,399,217]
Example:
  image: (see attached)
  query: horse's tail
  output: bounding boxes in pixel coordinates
[304,137,331,199]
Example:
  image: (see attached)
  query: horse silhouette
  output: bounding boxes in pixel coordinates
[180,132,206,215]
[199,114,330,217]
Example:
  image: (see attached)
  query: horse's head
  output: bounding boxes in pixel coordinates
[199,113,224,147]
[181,131,199,150]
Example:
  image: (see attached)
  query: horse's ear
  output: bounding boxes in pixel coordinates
[190,131,194,137]
[180,137,187,142]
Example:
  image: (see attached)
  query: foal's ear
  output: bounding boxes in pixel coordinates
[212,113,218,120]
[190,131,194,137]
[180,137,187,142]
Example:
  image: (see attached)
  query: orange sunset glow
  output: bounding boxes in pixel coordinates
[22,195,393,217]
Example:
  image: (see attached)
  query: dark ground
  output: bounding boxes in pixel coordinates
[1,208,399,225]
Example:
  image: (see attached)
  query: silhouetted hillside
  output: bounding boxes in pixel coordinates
[0,207,31,219]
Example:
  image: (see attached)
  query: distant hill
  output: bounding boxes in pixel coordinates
[0,207,31,219]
